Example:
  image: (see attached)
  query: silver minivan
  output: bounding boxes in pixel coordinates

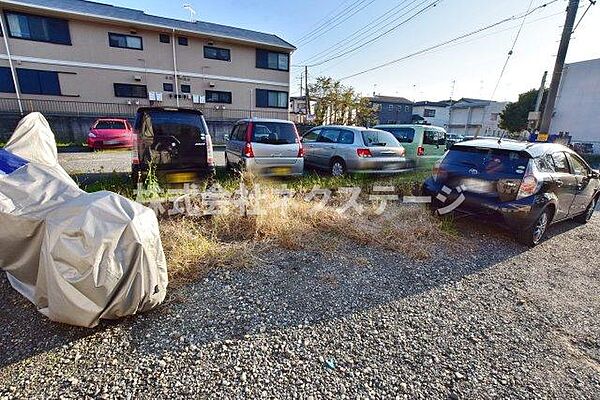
[302,125,408,176]
[225,119,304,177]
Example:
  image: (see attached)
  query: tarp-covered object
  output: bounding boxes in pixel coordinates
[0,113,168,327]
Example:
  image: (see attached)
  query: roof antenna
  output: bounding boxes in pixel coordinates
[183,4,197,22]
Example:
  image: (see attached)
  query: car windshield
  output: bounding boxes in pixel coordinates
[251,122,297,145]
[443,147,530,176]
[378,127,415,143]
[143,111,208,141]
[362,130,400,147]
[95,121,126,130]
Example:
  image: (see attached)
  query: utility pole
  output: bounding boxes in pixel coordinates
[534,71,548,113]
[538,0,580,139]
[305,65,311,116]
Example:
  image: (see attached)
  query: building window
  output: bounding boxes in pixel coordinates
[178,36,188,46]
[490,113,499,121]
[159,33,170,43]
[204,46,231,61]
[181,84,191,93]
[424,108,436,117]
[114,83,147,98]
[163,83,174,92]
[205,90,232,104]
[0,68,16,93]
[388,105,394,111]
[5,11,71,45]
[405,105,410,112]
[256,89,288,109]
[17,68,61,95]
[256,49,289,71]
[109,33,143,50]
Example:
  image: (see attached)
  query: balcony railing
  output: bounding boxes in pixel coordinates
[0,98,291,121]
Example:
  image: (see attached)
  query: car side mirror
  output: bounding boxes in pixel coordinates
[591,169,600,179]
[224,133,230,141]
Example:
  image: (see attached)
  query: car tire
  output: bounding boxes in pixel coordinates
[574,195,598,224]
[225,154,232,173]
[518,208,551,247]
[330,158,346,177]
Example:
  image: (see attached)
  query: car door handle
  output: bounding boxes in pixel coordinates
[555,179,563,187]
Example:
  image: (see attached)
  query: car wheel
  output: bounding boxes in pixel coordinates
[519,208,550,246]
[574,196,597,224]
[225,154,232,172]
[330,158,346,177]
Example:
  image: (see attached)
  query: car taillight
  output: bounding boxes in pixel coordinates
[244,142,254,158]
[357,148,372,158]
[516,160,542,200]
[399,146,405,157]
[297,143,305,158]
[417,146,425,156]
[206,133,214,166]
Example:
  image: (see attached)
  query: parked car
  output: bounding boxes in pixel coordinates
[301,125,408,176]
[132,107,214,185]
[87,118,134,150]
[374,124,446,170]
[422,139,600,246]
[445,132,465,149]
[225,118,304,177]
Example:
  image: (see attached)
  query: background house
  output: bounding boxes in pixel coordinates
[549,58,600,153]
[412,100,452,128]
[369,95,413,124]
[0,0,295,133]
[448,98,508,137]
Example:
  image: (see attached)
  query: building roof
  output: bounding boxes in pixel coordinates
[450,98,493,109]
[413,100,452,107]
[4,0,296,50]
[368,95,413,104]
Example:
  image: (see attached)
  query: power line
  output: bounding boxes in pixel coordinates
[490,0,535,100]
[298,0,415,65]
[305,0,442,67]
[292,0,354,42]
[338,0,559,81]
[296,0,378,47]
[572,0,596,33]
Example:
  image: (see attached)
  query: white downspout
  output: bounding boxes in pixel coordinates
[171,28,180,107]
[0,11,23,115]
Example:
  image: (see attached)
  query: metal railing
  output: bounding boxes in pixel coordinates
[0,98,292,121]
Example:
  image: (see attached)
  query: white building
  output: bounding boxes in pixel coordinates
[448,98,508,137]
[550,58,600,153]
[412,100,452,128]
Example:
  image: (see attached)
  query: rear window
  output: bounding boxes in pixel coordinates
[137,111,208,141]
[251,122,297,145]
[95,120,127,130]
[378,127,415,143]
[362,130,401,147]
[443,147,530,175]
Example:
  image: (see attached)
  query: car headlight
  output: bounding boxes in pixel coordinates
[88,132,96,138]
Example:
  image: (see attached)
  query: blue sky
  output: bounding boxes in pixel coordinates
[110,0,599,102]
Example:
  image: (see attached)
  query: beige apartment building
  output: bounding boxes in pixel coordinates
[0,0,295,117]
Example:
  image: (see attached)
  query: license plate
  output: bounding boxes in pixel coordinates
[271,166,292,176]
[166,171,198,183]
[461,178,495,194]
[104,140,121,145]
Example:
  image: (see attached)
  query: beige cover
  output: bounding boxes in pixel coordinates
[0,113,168,327]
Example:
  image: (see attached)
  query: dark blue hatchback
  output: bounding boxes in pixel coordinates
[423,139,600,246]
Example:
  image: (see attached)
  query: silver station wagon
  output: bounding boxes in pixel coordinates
[301,125,408,176]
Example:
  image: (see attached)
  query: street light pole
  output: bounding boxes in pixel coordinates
[538,0,580,138]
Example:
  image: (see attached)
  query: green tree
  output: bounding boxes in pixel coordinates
[499,89,546,133]
[308,76,375,126]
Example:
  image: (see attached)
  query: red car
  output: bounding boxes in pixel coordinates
[87,118,134,150]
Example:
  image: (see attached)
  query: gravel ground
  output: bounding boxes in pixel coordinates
[57,148,226,175]
[1,211,599,399]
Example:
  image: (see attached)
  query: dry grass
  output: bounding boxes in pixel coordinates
[159,172,464,287]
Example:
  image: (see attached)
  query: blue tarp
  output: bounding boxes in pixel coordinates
[0,149,28,175]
